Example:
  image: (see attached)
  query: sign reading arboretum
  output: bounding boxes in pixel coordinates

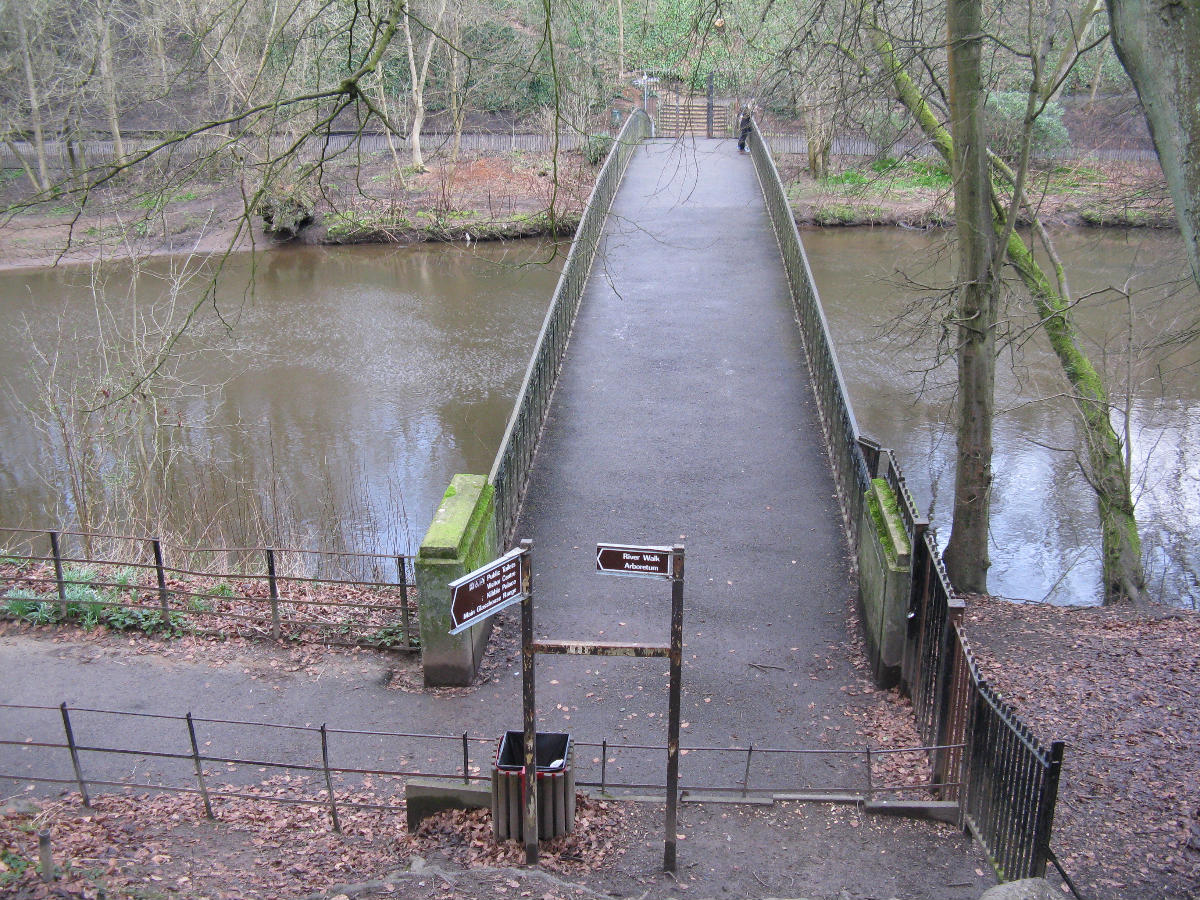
[448,548,527,634]
[595,543,674,579]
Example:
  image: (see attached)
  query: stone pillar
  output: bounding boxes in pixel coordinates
[416,474,498,686]
[857,479,912,688]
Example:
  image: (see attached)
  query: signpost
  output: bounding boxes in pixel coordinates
[448,547,527,635]
[460,540,685,873]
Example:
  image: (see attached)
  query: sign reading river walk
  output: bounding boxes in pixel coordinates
[448,547,528,634]
[596,543,674,579]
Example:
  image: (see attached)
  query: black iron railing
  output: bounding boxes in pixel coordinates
[0,701,961,821]
[958,626,1066,880]
[748,120,1066,884]
[489,110,652,543]
[746,121,872,555]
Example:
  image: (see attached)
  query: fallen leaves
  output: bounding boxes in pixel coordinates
[964,596,1200,900]
[412,795,626,875]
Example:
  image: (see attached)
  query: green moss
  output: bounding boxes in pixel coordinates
[814,203,856,225]
[420,474,493,561]
[866,479,910,565]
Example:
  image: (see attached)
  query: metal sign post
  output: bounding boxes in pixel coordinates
[664,547,684,872]
[519,539,538,865]
[488,540,683,871]
[540,541,685,873]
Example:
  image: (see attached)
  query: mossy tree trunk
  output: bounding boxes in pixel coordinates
[1106,0,1200,292]
[871,28,1148,605]
[941,0,998,593]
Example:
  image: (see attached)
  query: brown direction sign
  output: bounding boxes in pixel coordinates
[596,543,674,579]
[448,548,527,634]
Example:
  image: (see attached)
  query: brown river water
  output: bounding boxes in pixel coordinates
[0,230,1195,607]
[804,226,1198,608]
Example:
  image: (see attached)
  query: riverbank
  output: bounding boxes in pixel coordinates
[781,155,1175,228]
[0,143,1180,271]
[0,149,594,271]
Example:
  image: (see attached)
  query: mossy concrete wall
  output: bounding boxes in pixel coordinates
[857,480,912,688]
[416,474,498,686]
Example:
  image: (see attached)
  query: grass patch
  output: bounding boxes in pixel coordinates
[814,203,857,225]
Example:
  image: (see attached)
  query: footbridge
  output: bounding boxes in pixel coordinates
[417,110,1067,886]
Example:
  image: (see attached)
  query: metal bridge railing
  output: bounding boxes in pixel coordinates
[488,110,652,544]
[746,120,872,555]
[747,120,1066,885]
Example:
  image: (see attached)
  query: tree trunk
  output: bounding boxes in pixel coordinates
[448,7,464,162]
[98,14,127,164]
[872,27,1148,605]
[1106,0,1200,291]
[617,0,625,76]
[403,0,449,172]
[805,104,832,178]
[16,10,51,192]
[941,0,997,593]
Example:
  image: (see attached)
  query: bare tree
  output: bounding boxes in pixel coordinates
[402,0,451,171]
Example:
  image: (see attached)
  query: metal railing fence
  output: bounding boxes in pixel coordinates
[488,110,652,543]
[748,120,1067,884]
[1,128,1160,177]
[0,527,416,649]
[747,121,873,555]
[760,132,1159,164]
[957,626,1066,881]
[0,701,962,830]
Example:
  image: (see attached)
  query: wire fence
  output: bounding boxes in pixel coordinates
[0,700,964,833]
[3,129,1158,175]
[0,131,587,173]
[0,527,417,650]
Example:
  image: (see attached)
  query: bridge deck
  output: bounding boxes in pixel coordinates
[517,138,862,782]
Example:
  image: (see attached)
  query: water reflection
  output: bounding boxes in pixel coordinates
[0,242,562,555]
[803,226,1199,608]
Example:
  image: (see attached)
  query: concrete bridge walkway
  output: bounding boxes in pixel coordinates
[516,137,863,789]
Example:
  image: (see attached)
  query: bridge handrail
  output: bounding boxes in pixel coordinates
[747,120,1064,884]
[745,120,871,551]
[488,110,652,543]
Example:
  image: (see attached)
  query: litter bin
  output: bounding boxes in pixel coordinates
[491,730,575,841]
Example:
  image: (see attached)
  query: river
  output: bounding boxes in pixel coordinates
[804,226,1198,608]
[0,229,1195,607]
[0,241,562,557]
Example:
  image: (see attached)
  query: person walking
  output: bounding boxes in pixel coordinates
[737,106,753,153]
